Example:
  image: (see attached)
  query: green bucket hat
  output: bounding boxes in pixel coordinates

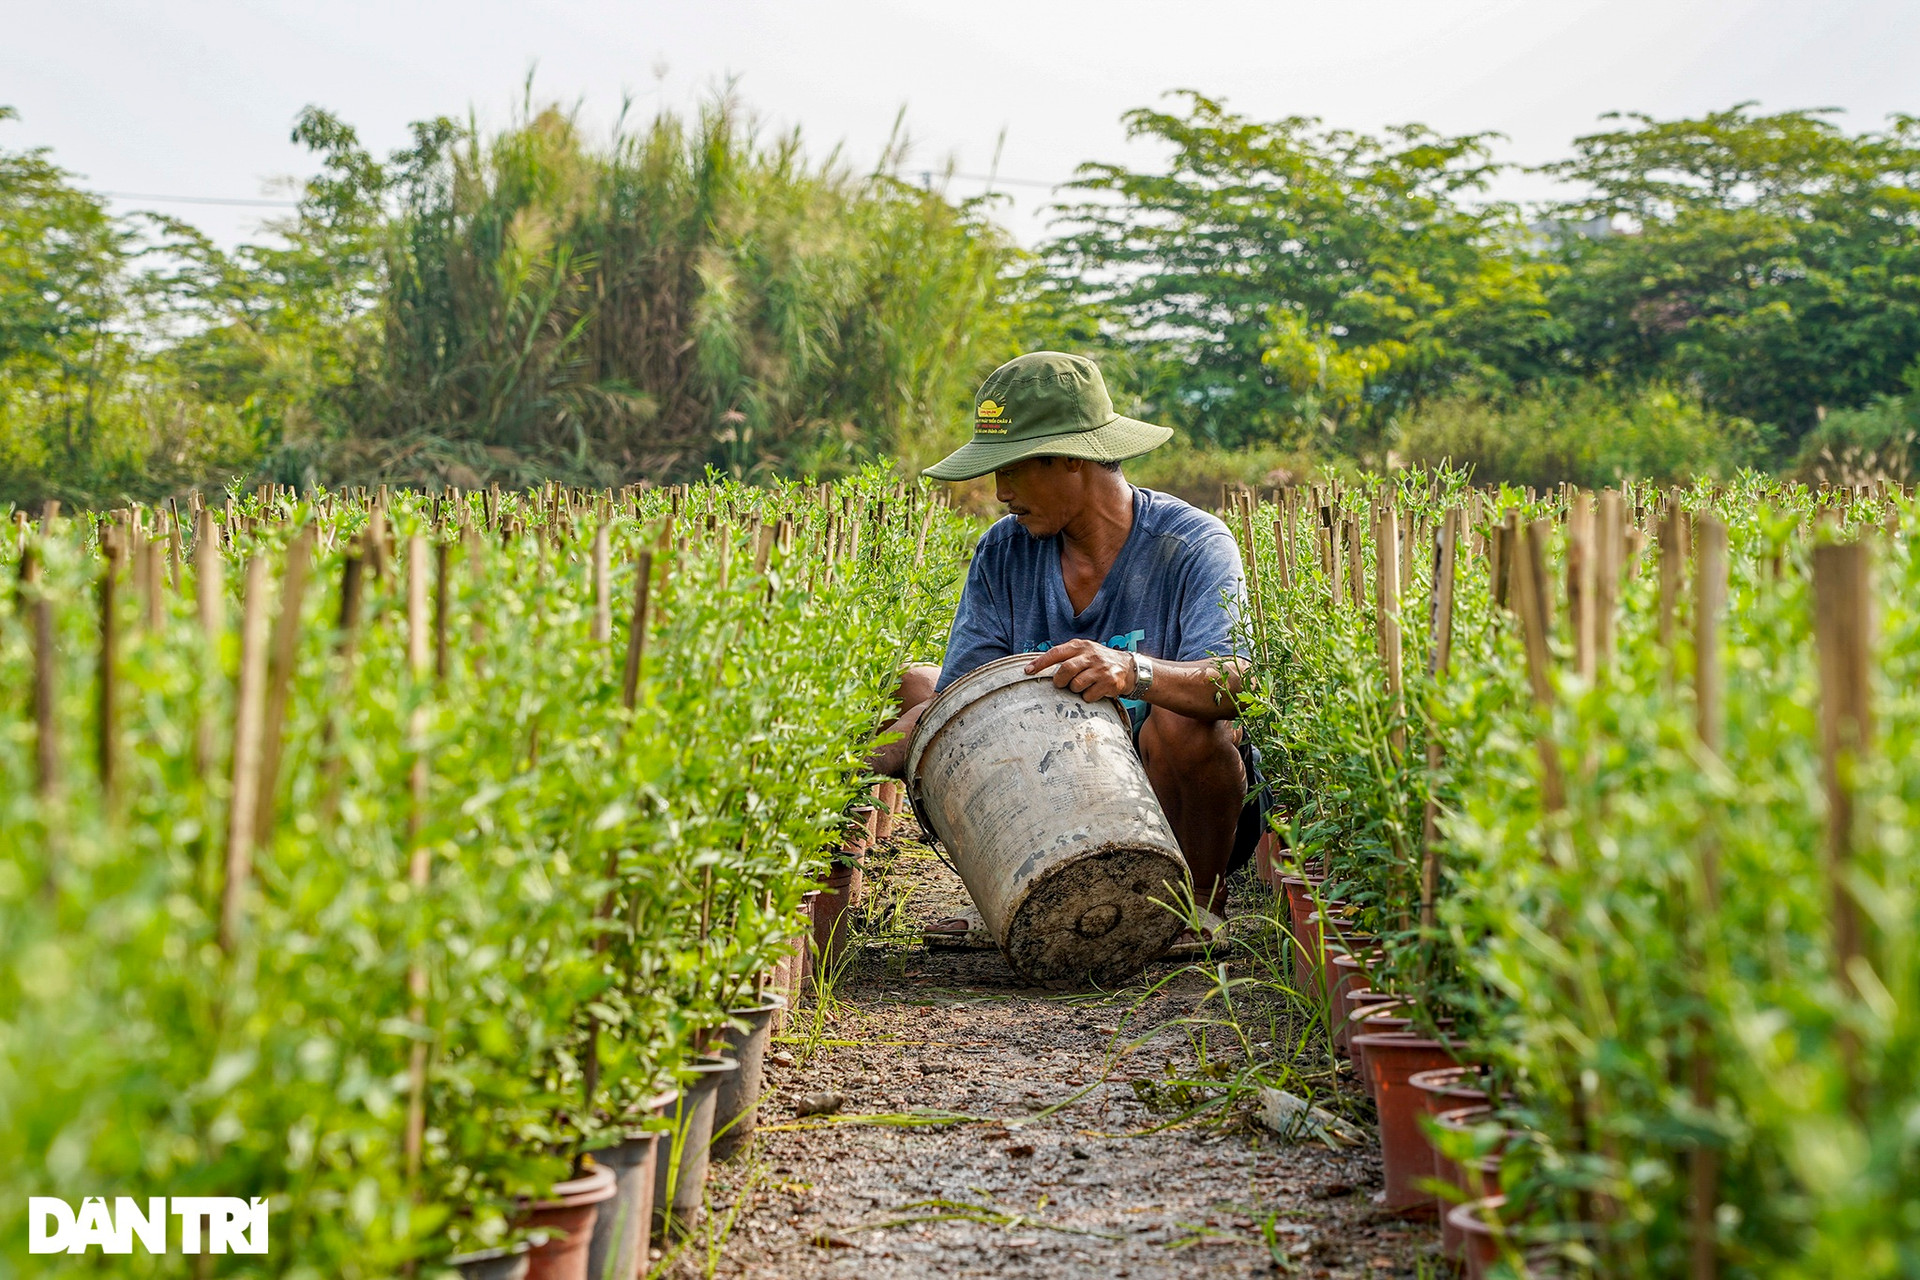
[923,351,1173,482]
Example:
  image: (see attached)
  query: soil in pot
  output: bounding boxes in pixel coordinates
[651,1056,739,1239]
[710,993,787,1162]
[520,1163,617,1280]
[584,1131,658,1280]
[448,1243,531,1280]
[1351,1034,1460,1212]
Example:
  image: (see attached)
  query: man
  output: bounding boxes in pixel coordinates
[872,351,1266,932]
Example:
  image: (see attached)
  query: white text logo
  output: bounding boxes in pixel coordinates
[29,1197,269,1254]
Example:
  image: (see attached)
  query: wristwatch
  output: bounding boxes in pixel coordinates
[1130,652,1155,696]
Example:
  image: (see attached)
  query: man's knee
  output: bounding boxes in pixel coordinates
[1140,709,1241,776]
[898,663,939,711]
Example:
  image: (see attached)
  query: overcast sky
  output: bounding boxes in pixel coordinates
[6,0,1917,247]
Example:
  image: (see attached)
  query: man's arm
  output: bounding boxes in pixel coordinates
[1023,639,1246,720]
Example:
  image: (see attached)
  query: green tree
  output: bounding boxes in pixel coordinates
[1540,104,1920,446]
[1037,92,1557,461]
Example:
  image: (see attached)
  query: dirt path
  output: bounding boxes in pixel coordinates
[679,822,1440,1280]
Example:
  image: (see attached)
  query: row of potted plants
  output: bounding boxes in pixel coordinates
[1238,473,1920,1276]
[0,471,963,1276]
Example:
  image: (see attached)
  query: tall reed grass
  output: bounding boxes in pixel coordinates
[325,97,1023,488]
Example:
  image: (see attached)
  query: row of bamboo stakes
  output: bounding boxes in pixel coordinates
[9,476,945,1183]
[1221,478,1892,1280]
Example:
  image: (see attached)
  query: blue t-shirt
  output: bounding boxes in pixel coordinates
[935,487,1248,712]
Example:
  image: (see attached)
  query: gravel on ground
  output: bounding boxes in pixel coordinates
[666,819,1443,1280]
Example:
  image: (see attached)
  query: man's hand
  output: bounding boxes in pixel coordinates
[1026,639,1137,703]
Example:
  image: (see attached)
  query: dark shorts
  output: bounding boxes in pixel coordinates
[1130,718,1273,879]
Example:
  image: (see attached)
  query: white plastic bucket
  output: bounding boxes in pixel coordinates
[906,655,1190,985]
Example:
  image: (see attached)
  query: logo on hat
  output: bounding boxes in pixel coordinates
[975,397,1010,433]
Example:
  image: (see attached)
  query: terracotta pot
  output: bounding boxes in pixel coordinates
[1344,999,1410,1095]
[1411,1068,1490,1258]
[651,1056,738,1239]
[710,993,786,1162]
[521,1164,617,1280]
[584,1132,658,1280]
[449,1243,531,1280]
[1253,830,1282,889]
[1447,1195,1507,1279]
[1305,908,1367,1002]
[1279,875,1323,989]
[764,962,790,1035]
[871,784,895,839]
[850,804,879,849]
[792,896,819,991]
[1328,952,1382,1053]
[1435,1106,1521,1201]
[812,864,863,977]
[1352,1034,1459,1211]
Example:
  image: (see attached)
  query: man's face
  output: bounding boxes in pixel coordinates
[994,456,1083,538]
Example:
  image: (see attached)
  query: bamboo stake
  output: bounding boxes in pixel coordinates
[1812,540,1872,1119]
[1420,509,1460,929]
[253,527,314,848]
[1238,497,1267,660]
[1345,514,1366,613]
[1512,519,1566,813]
[1595,491,1622,675]
[1377,505,1406,762]
[621,552,656,710]
[1321,505,1339,606]
[591,524,612,643]
[1398,506,1414,603]
[139,535,165,631]
[433,540,451,683]
[1568,490,1595,680]
[1272,519,1292,591]
[403,536,434,1180]
[98,533,124,803]
[219,555,270,953]
[318,542,367,823]
[194,510,224,779]
[1687,514,1728,1280]
[167,499,183,587]
[1657,507,1682,655]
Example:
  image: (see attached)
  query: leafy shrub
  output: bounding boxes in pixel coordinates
[1791,390,1920,485]
[1398,380,1771,489]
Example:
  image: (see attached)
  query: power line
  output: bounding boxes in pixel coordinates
[93,171,1069,210]
[945,171,1061,190]
[97,191,299,208]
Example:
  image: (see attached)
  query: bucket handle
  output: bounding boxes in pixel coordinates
[903,775,964,880]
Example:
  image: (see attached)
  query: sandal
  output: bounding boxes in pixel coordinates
[1162,908,1229,958]
[923,908,996,950]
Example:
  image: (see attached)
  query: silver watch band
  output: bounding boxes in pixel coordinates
[1131,652,1155,695]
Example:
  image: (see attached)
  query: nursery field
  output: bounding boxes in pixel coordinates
[5,470,1918,1280]
[0,474,974,1275]
[1227,473,1920,1278]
